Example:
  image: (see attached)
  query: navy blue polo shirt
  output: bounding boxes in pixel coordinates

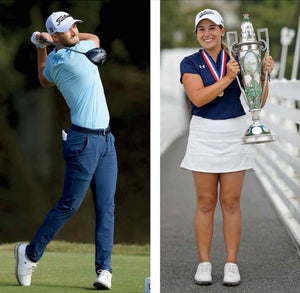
[180,49,245,119]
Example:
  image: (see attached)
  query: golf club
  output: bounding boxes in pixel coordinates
[39,36,107,66]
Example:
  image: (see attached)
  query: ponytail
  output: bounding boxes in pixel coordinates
[222,41,230,56]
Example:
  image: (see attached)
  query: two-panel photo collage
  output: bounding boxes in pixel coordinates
[1,0,300,292]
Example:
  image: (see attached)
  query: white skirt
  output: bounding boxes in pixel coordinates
[180,115,256,173]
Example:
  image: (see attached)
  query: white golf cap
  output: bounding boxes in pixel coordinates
[46,11,83,35]
[194,9,224,31]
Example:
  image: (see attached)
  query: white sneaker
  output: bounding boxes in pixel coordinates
[93,269,112,290]
[14,243,37,286]
[223,263,241,286]
[194,262,212,285]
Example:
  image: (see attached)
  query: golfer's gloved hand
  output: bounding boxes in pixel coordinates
[30,31,46,49]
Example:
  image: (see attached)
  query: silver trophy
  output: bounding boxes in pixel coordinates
[226,14,276,144]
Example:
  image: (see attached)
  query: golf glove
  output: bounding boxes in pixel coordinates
[31,31,46,49]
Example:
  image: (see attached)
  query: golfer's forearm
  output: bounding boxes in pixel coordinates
[79,33,100,47]
[37,48,54,88]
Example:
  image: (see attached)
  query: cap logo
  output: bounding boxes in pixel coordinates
[198,10,215,18]
[56,14,71,26]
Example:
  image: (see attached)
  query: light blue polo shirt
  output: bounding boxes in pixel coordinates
[43,40,109,129]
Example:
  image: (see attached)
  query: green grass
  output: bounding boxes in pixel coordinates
[0,241,150,292]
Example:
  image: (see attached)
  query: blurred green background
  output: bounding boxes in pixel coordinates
[161,0,300,79]
[0,0,150,244]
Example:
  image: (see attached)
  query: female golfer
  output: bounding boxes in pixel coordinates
[180,8,274,286]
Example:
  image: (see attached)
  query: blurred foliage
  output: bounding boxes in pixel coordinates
[161,0,300,79]
[0,0,150,244]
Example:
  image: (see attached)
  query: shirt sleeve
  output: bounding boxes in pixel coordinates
[180,55,199,83]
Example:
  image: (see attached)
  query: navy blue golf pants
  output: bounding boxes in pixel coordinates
[26,126,118,273]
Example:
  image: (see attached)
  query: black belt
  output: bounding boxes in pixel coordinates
[71,124,110,136]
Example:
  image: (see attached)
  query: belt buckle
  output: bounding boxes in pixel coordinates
[103,128,107,136]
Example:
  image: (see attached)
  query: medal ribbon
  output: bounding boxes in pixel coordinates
[201,49,226,81]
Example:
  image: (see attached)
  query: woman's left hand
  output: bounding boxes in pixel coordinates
[262,55,275,75]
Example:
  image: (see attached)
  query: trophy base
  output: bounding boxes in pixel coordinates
[242,124,276,144]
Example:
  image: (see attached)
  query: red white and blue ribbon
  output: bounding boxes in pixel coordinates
[201,49,226,81]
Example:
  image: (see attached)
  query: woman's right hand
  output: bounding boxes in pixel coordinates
[226,59,240,80]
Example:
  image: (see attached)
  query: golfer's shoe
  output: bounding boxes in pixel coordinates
[194,262,212,285]
[93,269,112,290]
[14,243,37,286]
[223,263,241,286]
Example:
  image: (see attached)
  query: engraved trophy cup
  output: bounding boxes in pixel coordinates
[226,14,276,144]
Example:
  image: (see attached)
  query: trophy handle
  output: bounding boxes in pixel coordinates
[226,31,248,102]
[257,28,270,105]
[257,28,269,54]
[226,31,238,58]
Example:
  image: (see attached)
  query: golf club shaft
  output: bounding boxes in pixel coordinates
[38,36,107,66]
[39,36,85,55]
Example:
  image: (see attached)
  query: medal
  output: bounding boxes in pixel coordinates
[202,49,226,97]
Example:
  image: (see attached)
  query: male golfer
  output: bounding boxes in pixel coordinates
[14,11,117,290]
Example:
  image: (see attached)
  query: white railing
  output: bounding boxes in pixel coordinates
[160,17,300,254]
[252,79,300,255]
[250,18,300,255]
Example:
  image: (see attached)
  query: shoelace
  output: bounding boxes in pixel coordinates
[23,261,37,275]
[226,264,237,274]
[97,270,110,280]
[199,264,211,273]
